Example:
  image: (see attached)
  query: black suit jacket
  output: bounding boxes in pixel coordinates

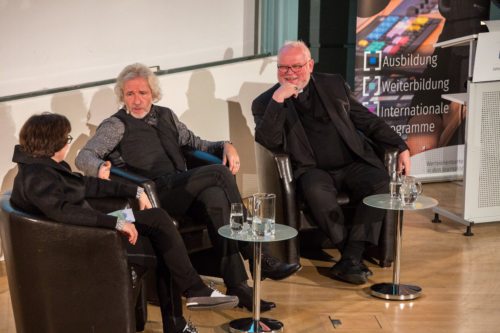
[252,73,407,179]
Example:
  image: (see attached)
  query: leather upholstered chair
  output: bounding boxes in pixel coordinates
[0,192,146,333]
[255,143,398,268]
[110,148,223,263]
[109,148,224,305]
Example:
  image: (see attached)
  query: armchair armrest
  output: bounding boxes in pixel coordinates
[273,153,300,231]
[110,167,161,209]
[110,148,222,208]
[182,147,223,169]
[384,148,399,176]
[255,144,300,263]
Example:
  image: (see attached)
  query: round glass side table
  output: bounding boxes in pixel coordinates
[363,194,438,301]
[218,224,298,333]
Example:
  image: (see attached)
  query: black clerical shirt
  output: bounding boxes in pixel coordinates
[293,82,355,170]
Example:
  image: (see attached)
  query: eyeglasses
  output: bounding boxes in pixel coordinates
[277,60,310,74]
[67,135,73,144]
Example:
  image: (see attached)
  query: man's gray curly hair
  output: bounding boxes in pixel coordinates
[114,63,162,104]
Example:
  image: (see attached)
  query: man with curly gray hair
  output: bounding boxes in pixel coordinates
[77,63,301,331]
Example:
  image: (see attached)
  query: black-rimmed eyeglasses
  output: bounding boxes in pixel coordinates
[277,60,310,74]
[67,135,73,144]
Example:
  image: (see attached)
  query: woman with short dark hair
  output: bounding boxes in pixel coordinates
[11,112,238,333]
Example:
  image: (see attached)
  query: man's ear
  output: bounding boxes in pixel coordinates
[309,59,315,73]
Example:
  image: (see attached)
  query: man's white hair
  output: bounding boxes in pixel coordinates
[279,40,312,60]
[114,63,162,105]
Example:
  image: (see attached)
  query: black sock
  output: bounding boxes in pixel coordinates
[341,241,365,262]
[227,280,250,291]
[184,281,212,298]
[239,242,253,260]
[173,317,187,333]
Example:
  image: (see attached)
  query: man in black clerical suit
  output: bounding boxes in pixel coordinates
[252,41,411,285]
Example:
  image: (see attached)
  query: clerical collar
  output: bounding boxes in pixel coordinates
[295,82,310,102]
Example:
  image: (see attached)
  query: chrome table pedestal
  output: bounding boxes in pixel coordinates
[219,224,298,332]
[364,194,438,301]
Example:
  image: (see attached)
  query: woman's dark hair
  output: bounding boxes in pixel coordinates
[19,112,71,157]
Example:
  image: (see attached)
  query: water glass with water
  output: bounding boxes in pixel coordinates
[252,193,275,237]
[230,203,244,234]
[390,171,403,199]
[242,196,254,230]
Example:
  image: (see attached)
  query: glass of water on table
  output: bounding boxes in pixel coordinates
[252,193,276,237]
[390,171,403,200]
[230,203,244,234]
[242,196,254,229]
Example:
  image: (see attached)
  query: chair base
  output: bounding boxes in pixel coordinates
[370,282,422,300]
[228,317,283,333]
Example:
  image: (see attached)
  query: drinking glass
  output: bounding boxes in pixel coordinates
[252,193,276,237]
[230,203,244,234]
[242,196,254,230]
[390,171,403,199]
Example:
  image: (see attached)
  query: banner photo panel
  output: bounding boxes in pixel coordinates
[354,0,490,181]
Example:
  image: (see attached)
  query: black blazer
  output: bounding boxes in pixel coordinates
[252,73,407,179]
[11,145,137,229]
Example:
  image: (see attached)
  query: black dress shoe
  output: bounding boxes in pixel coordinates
[359,261,373,277]
[250,255,302,281]
[226,283,276,312]
[329,259,367,285]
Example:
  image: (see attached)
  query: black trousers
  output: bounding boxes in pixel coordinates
[297,161,389,247]
[156,164,248,287]
[131,208,203,333]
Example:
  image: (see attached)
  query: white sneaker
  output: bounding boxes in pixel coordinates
[186,287,239,310]
[182,320,198,333]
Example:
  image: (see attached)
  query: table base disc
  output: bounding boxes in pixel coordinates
[228,317,284,333]
[371,282,422,301]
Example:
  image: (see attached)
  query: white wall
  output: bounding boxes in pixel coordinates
[0,57,278,198]
[0,0,256,96]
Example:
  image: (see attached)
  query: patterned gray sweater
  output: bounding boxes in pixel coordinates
[76,105,226,177]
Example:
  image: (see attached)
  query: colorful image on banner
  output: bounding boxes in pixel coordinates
[355,0,490,180]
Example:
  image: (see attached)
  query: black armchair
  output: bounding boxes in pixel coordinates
[109,148,225,308]
[0,193,146,333]
[255,144,398,267]
[110,148,222,258]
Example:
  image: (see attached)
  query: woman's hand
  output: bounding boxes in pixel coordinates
[138,191,152,210]
[98,161,111,180]
[120,223,138,245]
